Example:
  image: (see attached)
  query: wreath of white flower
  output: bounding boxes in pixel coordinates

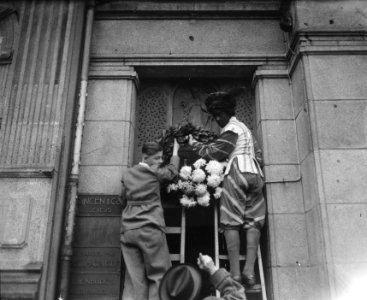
[179,166,192,180]
[205,160,224,176]
[168,158,225,208]
[192,169,206,183]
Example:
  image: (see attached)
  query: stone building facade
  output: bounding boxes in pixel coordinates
[0,1,366,299]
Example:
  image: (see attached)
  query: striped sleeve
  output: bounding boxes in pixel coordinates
[192,130,238,161]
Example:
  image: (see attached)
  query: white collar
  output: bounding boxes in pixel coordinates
[139,162,150,168]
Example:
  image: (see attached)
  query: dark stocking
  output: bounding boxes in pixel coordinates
[242,227,261,276]
[223,229,240,278]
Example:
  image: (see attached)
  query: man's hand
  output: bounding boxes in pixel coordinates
[188,134,199,146]
[197,253,218,275]
[172,138,180,156]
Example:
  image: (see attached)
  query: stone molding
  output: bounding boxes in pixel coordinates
[251,67,289,87]
[95,1,281,19]
[91,54,287,67]
[0,168,54,178]
[0,264,42,300]
[89,63,140,87]
[287,30,367,76]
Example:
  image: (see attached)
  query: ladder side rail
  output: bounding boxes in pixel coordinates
[214,204,221,298]
[180,207,186,263]
[257,246,267,300]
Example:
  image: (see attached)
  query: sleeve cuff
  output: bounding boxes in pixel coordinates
[169,155,180,168]
[210,268,231,287]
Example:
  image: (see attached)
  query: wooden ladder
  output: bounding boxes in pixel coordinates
[214,205,267,300]
[164,203,186,263]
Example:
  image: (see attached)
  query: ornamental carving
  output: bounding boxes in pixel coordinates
[136,86,168,148]
[234,88,255,131]
[172,81,219,134]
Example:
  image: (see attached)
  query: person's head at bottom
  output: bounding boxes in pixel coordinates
[159,263,202,300]
[159,253,219,300]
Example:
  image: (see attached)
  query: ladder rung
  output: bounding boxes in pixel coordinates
[219,254,246,260]
[246,288,262,294]
[166,227,181,234]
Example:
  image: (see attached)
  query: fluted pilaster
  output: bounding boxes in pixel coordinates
[0,0,79,171]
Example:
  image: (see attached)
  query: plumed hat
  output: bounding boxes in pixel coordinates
[204,88,245,116]
[159,264,202,300]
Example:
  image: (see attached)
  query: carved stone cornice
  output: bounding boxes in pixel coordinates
[251,65,289,87]
[95,0,282,20]
[0,264,42,300]
[287,30,367,76]
[0,167,54,178]
[88,62,140,87]
[91,54,287,68]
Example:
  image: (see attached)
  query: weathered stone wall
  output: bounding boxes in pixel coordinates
[0,1,85,299]
[79,65,137,195]
[302,53,367,298]
[286,1,367,299]
[91,19,285,58]
[253,66,313,300]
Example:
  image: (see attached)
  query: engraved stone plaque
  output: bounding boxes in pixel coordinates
[77,194,123,216]
[73,217,120,247]
[69,273,121,300]
[72,248,121,273]
[71,194,123,299]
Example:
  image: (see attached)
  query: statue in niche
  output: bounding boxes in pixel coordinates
[171,82,220,164]
[173,82,220,135]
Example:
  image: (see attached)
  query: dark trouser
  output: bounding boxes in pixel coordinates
[120,226,172,300]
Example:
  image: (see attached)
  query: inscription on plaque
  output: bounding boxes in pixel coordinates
[77,194,123,216]
[72,248,121,272]
[73,217,121,247]
[69,273,120,300]
[71,194,123,300]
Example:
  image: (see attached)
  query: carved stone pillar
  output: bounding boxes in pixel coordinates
[253,66,308,300]
[67,63,138,299]
[0,1,87,299]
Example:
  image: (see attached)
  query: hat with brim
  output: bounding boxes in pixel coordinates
[159,264,202,300]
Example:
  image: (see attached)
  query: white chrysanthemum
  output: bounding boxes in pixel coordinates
[177,180,195,194]
[197,192,210,207]
[205,160,224,175]
[177,180,185,190]
[195,184,207,196]
[193,158,207,169]
[207,174,222,188]
[214,187,223,199]
[180,166,192,180]
[167,183,178,193]
[192,169,206,183]
[180,195,197,208]
[183,182,195,194]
